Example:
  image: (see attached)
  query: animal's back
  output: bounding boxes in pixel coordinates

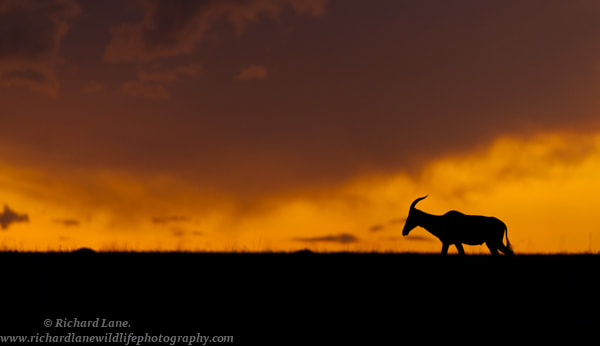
[441,211,505,244]
[444,210,464,217]
[443,211,504,228]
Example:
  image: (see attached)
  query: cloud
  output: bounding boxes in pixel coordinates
[404,235,434,242]
[53,219,80,227]
[171,227,202,238]
[293,233,358,244]
[152,215,189,224]
[138,71,178,82]
[0,0,80,95]
[175,62,203,77]
[104,0,328,62]
[171,227,185,237]
[120,63,202,99]
[0,205,29,230]
[369,224,384,232]
[236,65,268,81]
[420,133,600,201]
[119,80,169,100]
[80,80,104,94]
[0,64,60,96]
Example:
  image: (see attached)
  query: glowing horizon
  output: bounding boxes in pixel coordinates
[1,130,600,254]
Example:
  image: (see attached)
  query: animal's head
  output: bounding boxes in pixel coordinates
[402,195,428,236]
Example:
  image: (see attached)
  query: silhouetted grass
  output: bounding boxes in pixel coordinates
[0,251,597,343]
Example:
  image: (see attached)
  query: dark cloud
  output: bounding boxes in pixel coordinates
[2,68,51,84]
[5,0,600,208]
[171,228,185,238]
[53,219,79,227]
[171,228,202,238]
[104,0,328,62]
[0,205,29,230]
[293,233,358,244]
[80,80,104,94]
[152,215,190,224]
[0,0,80,95]
[138,71,178,83]
[369,225,384,233]
[0,65,59,96]
[119,80,169,100]
[120,63,204,99]
[175,62,203,76]
[367,219,405,233]
[236,65,268,81]
[404,235,434,242]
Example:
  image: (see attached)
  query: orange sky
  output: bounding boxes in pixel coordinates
[2,0,600,253]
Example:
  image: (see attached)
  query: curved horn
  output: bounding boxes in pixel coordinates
[410,195,428,210]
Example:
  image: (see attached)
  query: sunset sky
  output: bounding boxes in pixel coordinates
[3,0,600,253]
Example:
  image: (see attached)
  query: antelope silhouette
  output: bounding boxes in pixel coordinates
[402,195,513,255]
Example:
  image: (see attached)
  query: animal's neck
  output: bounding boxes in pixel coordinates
[415,210,442,237]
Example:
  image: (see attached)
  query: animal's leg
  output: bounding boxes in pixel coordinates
[455,243,465,256]
[486,242,499,256]
[441,243,449,255]
[497,242,514,256]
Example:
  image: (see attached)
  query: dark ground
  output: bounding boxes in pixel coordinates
[0,252,599,344]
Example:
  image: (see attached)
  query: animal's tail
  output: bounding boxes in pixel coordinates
[504,224,513,253]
